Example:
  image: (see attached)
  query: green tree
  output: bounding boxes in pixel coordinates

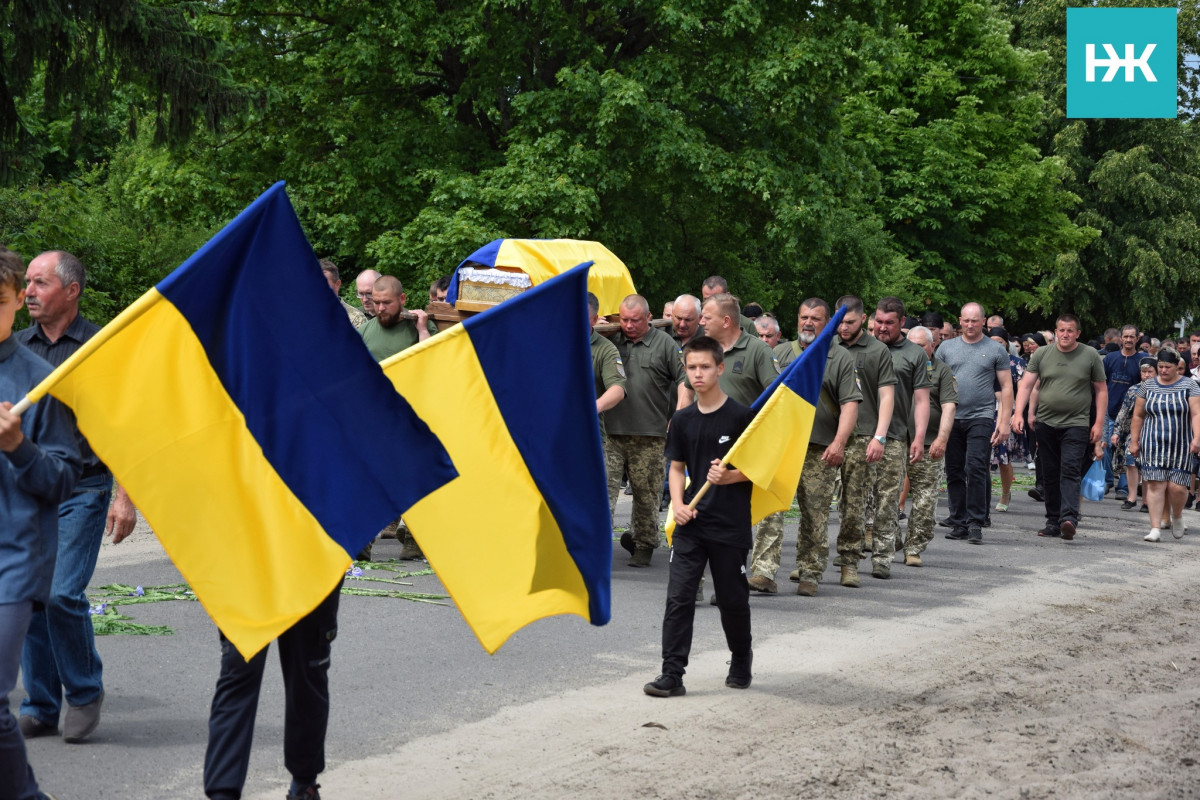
[1004,0,1200,333]
[0,0,244,182]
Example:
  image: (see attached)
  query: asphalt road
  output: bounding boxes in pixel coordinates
[20,472,1180,799]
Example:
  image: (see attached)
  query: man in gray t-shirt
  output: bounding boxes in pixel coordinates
[935,302,1012,542]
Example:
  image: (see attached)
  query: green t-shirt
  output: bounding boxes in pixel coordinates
[886,338,933,443]
[605,326,685,438]
[590,330,626,438]
[1027,344,1105,428]
[357,316,438,362]
[774,340,862,447]
[921,359,959,446]
[686,331,778,407]
[838,332,898,438]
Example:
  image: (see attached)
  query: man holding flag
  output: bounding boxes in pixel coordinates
[646,336,755,697]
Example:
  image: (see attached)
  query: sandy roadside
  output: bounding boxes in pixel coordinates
[246,542,1200,800]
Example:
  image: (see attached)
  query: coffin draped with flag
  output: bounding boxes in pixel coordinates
[21,182,457,658]
[381,263,612,653]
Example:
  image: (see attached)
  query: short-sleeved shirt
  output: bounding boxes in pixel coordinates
[664,397,755,548]
[605,326,684,438]
[775,340,862,447]
[590,330,626,438]
[17,315,106,476]
[935,336,1010,420]
[1103,350,1144,418]
[885,338,933,443]
[357,316,438,363]
[921,359,959,446]
[838,332,897,438]
[1027,344,1106,429]
[687,331,778,407]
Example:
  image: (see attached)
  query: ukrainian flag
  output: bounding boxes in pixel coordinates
[380,263,612,653]
[20,183,456,658]
[667,306,847,541]
[446,239,637,316]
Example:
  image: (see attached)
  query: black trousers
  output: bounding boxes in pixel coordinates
[945,417,994,529]
[1035,423,1090,528]
[204,586,341,799]
[661,534,751,677]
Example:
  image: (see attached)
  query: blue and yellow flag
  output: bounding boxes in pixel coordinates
[446,239,637,317]
[22,182,456,658]
[666,306,847,542]
[380,263,612,653]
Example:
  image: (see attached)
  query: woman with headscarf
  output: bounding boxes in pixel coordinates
[1129,349,1200,542]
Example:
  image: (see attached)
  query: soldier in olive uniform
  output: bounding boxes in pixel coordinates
[834,296,896,588]
[606,295,685,567]
[903,325,957,565]
[700,276,757,337]
[749,298,860,595]
[588,292,626,442]
[867,297,930,579]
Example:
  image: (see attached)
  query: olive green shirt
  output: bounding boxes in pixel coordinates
[886,338,933,443]
[590,330,626,438]
[357,316,438,363]
[775,339,862,447]
[686,331,779,407]
[605,326,685,438]
[921,359,959,447]
[838,332,898,438]
[1027,344,1105,428]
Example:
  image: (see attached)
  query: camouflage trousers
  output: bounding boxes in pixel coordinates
[749,511,788,580]
[866,440,908,571]
[793,445,842,584]
[905,449,944,556]
[835,435,873,567]
[605,434,665,550]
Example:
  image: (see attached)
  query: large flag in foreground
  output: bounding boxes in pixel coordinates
[666,306,848,542]
[19,182,456,658]
[380,264,612,653]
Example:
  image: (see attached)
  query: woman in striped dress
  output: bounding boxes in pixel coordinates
[1129,349,1200,542]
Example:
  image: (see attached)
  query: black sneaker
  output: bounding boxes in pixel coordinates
[1037,526,1061,538]
[1028,486,1045,502]
[286,784,321,800]
[938,517,954,528]
[1140,504,1149,513]
[619,532,636,557]
[967,526,983,545]
[726,651,753,689]
[1120,500,1138,511]
[644,674,685,697]
[897,509,907,521]
[945,528,969,540]
[981,517,992,528]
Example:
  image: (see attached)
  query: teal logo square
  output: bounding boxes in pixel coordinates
[1067,7,1177,119]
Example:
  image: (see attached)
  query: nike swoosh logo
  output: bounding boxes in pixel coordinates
[718,435,731,444]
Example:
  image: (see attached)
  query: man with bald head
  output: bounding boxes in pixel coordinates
[935,302,1012,544]
[355,269,382,318]
[605,295,686,567]
[671,295,704,348]
[357,275,435,363]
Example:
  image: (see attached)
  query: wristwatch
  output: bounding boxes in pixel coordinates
[873,435,887,445]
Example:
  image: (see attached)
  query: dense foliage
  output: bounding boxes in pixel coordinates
[0,0,1195,335]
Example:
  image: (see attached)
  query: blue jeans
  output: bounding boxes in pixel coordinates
[20,472,110,724]
[1,601,42,800]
